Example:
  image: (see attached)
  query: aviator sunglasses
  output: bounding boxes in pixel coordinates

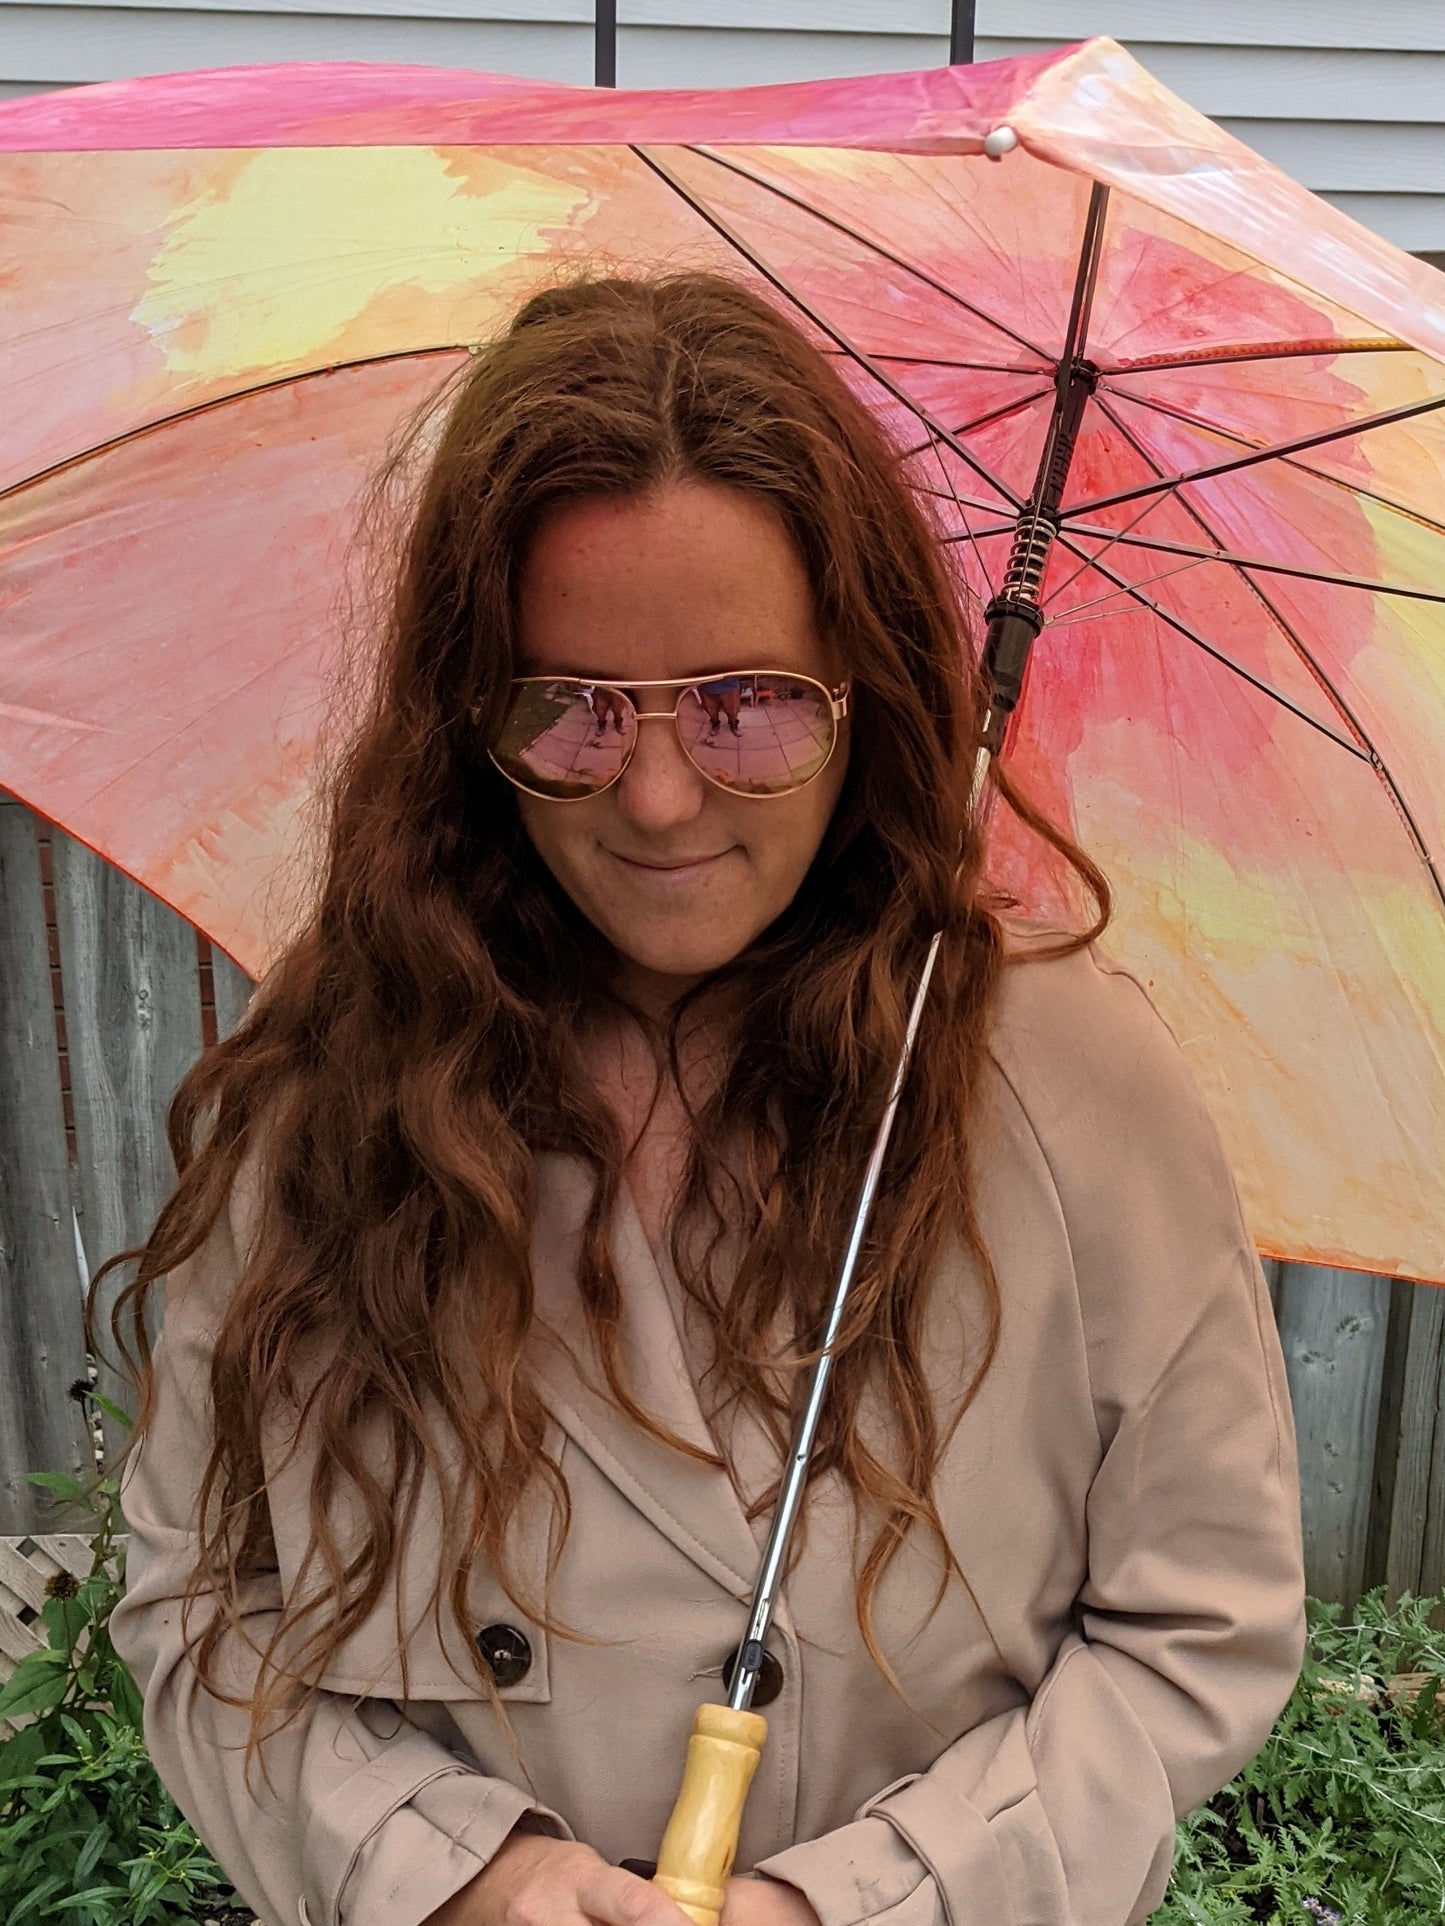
[486,670,851,802]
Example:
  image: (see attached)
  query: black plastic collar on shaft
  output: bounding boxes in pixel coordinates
[980,598,1044,753]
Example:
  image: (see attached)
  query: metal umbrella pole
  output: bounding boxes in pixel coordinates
[647,748,990,1926]
[715,739,991,1726]
[649,186,1112,1926]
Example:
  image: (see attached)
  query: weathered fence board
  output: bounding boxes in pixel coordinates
[1262,1256,1282,1317]
[212,947,256,1041]
[1275,1263,1395,1606]
[1425,1361,1445,1601]
[0,801,90,1532]
[52,831,205,1449]
[1371,1273,1445,1599]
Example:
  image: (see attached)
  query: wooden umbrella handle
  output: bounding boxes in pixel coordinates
[653,1703,769,1926]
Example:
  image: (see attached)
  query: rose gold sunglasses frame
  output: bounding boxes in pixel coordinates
[486,670,851,802]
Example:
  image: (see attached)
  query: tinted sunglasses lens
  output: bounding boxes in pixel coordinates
[676,674,836,794]
[491,682,633,798]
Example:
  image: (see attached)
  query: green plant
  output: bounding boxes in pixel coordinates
[0,1396,250,1926]
[1154,1587,1445,1924]
[4,1410,1442,1925]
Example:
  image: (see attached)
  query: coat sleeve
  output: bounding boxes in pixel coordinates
[109,1168,572,1926]
[754,950,1309,1926]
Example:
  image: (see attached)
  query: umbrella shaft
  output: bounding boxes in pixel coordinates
[980,182,1109,757]
[726,743,992,1712]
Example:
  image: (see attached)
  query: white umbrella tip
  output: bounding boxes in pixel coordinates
[983,126,1019,160]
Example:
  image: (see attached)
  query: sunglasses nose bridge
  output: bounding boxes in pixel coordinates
[613,699,724,804]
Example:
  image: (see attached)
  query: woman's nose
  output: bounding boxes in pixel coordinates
[614,712,708,832]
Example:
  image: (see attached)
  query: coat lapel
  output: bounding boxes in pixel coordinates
[527,1153,769,1602]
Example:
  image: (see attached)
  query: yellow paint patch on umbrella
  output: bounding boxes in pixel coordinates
[1085,802,1445,1276]
[134,145,590,378]
[1359,497,1445,699]
[1337,496,1445,860]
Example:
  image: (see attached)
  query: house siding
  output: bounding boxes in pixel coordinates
[1,0,1442,254]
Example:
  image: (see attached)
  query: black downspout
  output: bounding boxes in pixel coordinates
[596,0,617,87]
[950,0,976,66]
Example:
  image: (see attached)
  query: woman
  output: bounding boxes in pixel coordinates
[105,272,1307,1926]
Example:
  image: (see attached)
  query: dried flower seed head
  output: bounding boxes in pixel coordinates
[44,1570,80,1601]
[67,1379,92,1404]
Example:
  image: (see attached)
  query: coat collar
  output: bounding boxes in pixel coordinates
[527,1152,783,1611]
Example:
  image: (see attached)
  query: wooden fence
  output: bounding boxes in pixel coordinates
[2,792,1444,1612]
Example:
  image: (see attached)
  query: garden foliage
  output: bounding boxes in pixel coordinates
[1,1438,1441,1924]
[0,1415,246,1925]
[1157,1587,1445,1924]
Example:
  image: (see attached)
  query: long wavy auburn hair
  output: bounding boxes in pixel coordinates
[97,269,1109,1751]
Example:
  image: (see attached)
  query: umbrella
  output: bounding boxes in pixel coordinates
[3,35,1444,1303]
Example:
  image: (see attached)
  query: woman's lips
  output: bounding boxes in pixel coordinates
[606,848,737,880]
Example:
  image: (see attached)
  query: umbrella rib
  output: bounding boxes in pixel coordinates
[1093,389,1401,732]
[909,485,1011,519]
[1064,521,1445,604]
[865,351,1055,375]
[897,385,1056,461]
[1043,493,1180,608]
[1107,337,1412,375]
[1044,555,1210,621]
[631,144,1022,611]
[1096,386,1445,542]
[1067,388,1445,519]
[684,144,1055,363]
[630,148,1024,511]
[1088,393,1445,916]
[0,344,465,508]
[1050,528,1367,759]
[921,431,999,605]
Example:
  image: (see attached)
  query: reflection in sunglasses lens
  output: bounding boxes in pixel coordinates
[491,675,837,798]
[492,682,635,798]
[676,674,835,794]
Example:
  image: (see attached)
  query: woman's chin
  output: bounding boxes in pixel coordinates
[608,934,748,987]
[598,913,760,991]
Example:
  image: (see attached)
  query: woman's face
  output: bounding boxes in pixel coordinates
[512,480,850,993]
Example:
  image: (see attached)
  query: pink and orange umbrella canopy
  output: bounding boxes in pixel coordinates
[2,39,1444,1281]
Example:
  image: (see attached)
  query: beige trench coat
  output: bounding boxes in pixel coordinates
[111,941,1308,1926]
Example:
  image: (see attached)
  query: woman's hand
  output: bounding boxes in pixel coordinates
[721,1875,822,1926]
[423,1831,696,1926]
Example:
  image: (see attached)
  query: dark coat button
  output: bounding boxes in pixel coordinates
[477,1623,532,1687]
[721,1643,784,1708]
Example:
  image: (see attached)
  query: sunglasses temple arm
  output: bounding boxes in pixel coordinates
[651,741,997,1926]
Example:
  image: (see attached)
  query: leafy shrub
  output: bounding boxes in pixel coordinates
[3,1428,1441,1924]
[0,1412,249,1925]
[1156,1589,1445,1923]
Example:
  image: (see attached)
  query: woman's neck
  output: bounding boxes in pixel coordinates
[609,957,704,1028]
[581,983,732,1254]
